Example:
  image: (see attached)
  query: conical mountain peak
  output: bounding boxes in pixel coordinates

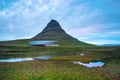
[41,19,65,33]
[31,19,92,46]
[0,19,93,46]
[50,19,58,23]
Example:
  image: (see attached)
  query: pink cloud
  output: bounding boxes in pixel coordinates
[68,23,102,36]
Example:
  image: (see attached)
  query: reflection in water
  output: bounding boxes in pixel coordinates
[73,61,105,68]
[33,56,50,60]
[29,40,59,46]
[0,58,34,62]
[0,56,50,62]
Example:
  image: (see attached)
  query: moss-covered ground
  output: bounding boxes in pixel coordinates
[0,45,120,80]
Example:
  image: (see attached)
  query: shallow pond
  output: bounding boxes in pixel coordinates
[0,58,34,62]
[0,56,105,68]
[73,61,105,68]
[0,56,50,62]
[33,56,50,60]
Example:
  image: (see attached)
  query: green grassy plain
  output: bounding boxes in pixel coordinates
[0,45,120,80]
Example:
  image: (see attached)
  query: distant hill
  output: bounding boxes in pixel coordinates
[0,19,94,46]
[100,44,120,46]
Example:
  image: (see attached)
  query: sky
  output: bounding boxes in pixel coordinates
[0,0,120,45]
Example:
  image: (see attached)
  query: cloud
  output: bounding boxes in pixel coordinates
[0,0,63,40]
[77,30,120,45]
[68,22,120,39]
[84,40,120,45]
[67,23,102,36]
[0,0,120,45]
[1,0,100,40]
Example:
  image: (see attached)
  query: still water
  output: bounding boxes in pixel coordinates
[0,56,50,62]
[73,61,105,68]
[0,58,34,62]
[0,56,105,68]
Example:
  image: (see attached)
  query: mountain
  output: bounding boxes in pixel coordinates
[31,19,92,46]
[0,19,93,46]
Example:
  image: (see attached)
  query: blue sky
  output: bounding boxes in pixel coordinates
[0,0,120,45]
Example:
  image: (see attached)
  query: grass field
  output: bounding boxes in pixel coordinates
[0,45,120,80]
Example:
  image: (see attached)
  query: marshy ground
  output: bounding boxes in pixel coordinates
[0,45,120,80]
